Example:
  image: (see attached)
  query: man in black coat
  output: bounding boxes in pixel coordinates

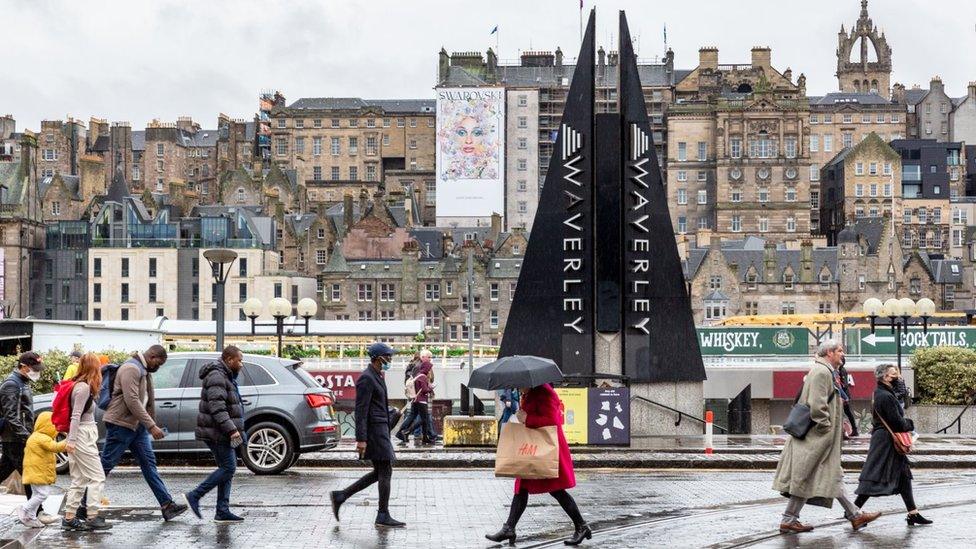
[330,342,405,528]
[0,353,44,510]
[183,346,246,523]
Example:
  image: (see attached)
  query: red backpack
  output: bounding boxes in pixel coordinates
[51,380,81,433]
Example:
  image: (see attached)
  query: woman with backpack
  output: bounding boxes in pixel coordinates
[60,353,110,531]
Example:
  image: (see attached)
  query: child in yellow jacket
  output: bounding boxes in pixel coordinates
[16,411,67,528]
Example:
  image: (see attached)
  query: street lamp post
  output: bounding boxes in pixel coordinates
[243,296,318,357]
[862,297,936,371]
[203,249,238,352]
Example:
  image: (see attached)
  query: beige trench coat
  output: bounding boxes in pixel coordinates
[772,357,844,507]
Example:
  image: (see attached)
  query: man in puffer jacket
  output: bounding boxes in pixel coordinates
[183,345,245,523]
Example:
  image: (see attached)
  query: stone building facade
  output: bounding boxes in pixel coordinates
[0,134,46,319]
[820,132,901,242]
[37,119,86,180]
[268,98,435,213]
[807,94,906,232]
[505,88,540,231]
[668,47,811,242]
[950,83,976,145]
[905,77,954,142]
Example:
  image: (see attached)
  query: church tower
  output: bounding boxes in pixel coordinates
[836,0,892,98]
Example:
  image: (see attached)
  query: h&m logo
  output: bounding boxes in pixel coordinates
[517,443,538,456]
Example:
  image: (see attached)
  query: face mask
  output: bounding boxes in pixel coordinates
[381,356,392,370]
[26,370,41,382]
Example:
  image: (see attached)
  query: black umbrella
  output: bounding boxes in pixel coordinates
[468,355,563,390]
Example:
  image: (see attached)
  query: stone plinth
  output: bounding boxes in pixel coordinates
[442,415,498,447]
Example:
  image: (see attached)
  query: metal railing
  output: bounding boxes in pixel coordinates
[631,395,728,433]
[936,393,976,434]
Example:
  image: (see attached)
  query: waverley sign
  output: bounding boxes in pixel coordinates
[697,327,809,356]
[852,327,976,356]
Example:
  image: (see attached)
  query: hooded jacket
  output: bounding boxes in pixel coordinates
[195,360,245,443]
[22,411,67,486]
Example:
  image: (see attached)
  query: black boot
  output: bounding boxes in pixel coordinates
[564,522,592,546]
[375,511,406,527]
[329,491,345,521]
[907,512,933,525]
[485,524,517,545]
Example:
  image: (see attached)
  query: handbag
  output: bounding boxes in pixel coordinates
[494,419,559,480]
[876,407,913,455]
[783,368,836,439]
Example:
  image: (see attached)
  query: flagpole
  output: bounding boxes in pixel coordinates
[579,2,583,45]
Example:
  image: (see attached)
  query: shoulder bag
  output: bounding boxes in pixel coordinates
[783,366,836,439]
[876,406,913,455]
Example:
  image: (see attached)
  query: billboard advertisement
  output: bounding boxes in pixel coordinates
[555,388,589,444]
[435,87,505,219]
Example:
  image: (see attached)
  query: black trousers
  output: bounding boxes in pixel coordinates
[855,475,917,512]
[341,460,393,513]
[505,488,584,529]
[843,400,859,434]
[0,440,34,502]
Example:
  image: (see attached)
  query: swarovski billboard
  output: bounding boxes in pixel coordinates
[435,87,505,220]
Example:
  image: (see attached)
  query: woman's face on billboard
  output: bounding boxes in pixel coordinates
[454,116,485,155]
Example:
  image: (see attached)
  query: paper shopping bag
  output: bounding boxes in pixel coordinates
[494,422,559,479]
[1,469,25,495]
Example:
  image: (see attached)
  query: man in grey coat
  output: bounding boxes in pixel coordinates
[772,340,880,533]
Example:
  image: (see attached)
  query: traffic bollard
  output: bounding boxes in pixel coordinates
[704,410,714,455]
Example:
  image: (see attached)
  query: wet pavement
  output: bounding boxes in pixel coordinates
[1,467,972,548]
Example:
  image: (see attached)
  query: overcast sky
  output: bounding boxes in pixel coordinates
[3,0,975,132]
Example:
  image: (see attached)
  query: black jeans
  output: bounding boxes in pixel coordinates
[0,439,34,502]
[341,460,393,513]
[505,489,584,529]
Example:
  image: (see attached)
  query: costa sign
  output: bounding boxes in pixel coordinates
[307,370,361,402]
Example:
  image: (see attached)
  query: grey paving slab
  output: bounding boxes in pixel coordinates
[2,468,971,549]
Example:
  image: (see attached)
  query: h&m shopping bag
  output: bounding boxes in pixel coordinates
[494,421,559,479]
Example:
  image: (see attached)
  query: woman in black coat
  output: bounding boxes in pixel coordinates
[854,363,932,525]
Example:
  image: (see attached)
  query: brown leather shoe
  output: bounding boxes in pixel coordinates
[850,511,881,530]
[779,521,814,533]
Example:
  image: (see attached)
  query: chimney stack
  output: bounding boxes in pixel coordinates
[698,47,718,70]
[343,193,354,232]
[751,47,771,69]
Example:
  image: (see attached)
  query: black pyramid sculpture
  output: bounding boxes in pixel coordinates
[499,9,706,383]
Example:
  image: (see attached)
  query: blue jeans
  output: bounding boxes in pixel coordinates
[100,423,174,507]
[189,441,236,516]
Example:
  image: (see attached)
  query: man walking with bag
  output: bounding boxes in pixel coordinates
[330,342,406,528]
[184,345,246,523]
[88,345,187,521]
[773,340,880,533]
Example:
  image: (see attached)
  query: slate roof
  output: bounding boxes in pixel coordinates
[683,238,838,283]
[0,161,26,205]
[704,290,730,302]
[105,172,130,203]
[410,227,444,259]
[486,258,522,278]
[823,147,855,169]
[364,99,435,113]
[188,130,218,147]
[925,254,964,284]
[245,121,256,140]
[90,135,110,152]
[850,217,886,254]
[38,175,81,200]
[439,62,678,88]
[131,131,146,151]
[323,245,350,273]
[285,212,316,236]
[904,88,928,105]
[809,92,894,106]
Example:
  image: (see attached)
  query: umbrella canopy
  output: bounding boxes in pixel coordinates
[468,355,563,391]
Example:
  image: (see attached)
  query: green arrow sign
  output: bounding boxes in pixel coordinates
[852,327,976,355]
[697,327,809,356]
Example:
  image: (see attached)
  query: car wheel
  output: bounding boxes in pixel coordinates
[56,433,69,474]
[242,421,295,475]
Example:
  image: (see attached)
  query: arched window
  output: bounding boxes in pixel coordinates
[853,81,861,93]
[236,187,245,203]
[871,79,879,93]
[736,83,753,94]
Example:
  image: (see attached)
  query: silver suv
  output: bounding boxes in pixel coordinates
[32,352,340,475]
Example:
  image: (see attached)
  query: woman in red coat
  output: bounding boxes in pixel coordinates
[486,383,591,546]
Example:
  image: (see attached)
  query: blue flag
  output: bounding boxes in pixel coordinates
[490,25,498,35]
